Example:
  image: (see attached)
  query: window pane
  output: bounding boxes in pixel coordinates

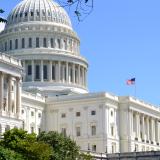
[9,40,12,50]
[76,127,81,137]
[15,39,18,49]
[43,65,48,80]
[35,65,40,79]
[22,38,25,48]
[36,37,39,48]
[52,65,55,80]
[29,38,32,48]
[28,65,32,75]
[43,38,47,47]
[91,126,96,136]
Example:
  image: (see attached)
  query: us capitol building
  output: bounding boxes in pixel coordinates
[0,0,160,154]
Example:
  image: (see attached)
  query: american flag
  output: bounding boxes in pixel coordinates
[126,78,135,85]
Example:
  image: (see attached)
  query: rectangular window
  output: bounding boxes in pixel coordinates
[31,127,34,133]
[29,38,32,48]
[61,128,66,136]
[76,127,81,137]
[35,65,40,79]
[91,125,96,136]
[15,39,18,49]
[38,113,41,118]
[43,38,47,47]
[36,37,39,48]
[91,110,96,115]
[111,126,114,136]
[22,38,25,48]
[9,40,12,50]
[43,65,48,80]
[28,65,32,75]
[57,39,61,49]
[5,42,7,51]
[52,65,55,80]
[92,145,96,152]
[61,113,66,118]
[31,111,34,116]
[51,38,54,48]
[76,112,80,117]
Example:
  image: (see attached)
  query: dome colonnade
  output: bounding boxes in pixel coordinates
[0,0,88,94]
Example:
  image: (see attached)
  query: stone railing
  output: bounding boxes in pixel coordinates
[0,52,21,66]
[22,91,45,102]
[80,150,160,160]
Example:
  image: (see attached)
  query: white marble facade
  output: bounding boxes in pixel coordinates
[0,0,160,154]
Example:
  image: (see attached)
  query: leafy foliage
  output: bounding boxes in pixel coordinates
[37,131,80,160]
[0,146,23,160]
[1,128,52,160]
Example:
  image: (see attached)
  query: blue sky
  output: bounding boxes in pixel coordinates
[0,0,160,106]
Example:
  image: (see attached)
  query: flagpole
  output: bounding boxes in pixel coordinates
[134,83,136,98]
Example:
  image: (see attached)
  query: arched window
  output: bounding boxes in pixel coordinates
[22,38,25,48]
[15,39,18,49]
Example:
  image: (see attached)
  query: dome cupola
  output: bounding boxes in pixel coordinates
[6,0,72,28]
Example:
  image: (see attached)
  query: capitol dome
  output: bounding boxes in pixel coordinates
[0,0,88,96]
[6,0,72,28]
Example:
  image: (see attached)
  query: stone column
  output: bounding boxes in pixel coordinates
[31,60,34,82]
[78,65,80,85]
[82,67,84,86]
[0,72,4,111]
[72,63,75,84]
[136,113,140,139]
[129,110,133,136]
[141,114,145,140]
[49,61,52,81]
[66,62,69,83]
[16,78,21,117]
[146,116,150,141]
[151,118,155,142]
[155,119,159,143]
[8,76,12,113]
[22,61,26,82]
[62,64,65,82]
[41,60,43,82]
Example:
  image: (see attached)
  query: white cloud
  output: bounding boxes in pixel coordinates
[0,23,5,32]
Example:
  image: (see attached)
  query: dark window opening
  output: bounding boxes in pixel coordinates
[35,65,40,80]
[29,38,32,48]
[43,38,47,48]
[9,40,12,50]
[28,65,32,75]
[43,65,48,80]
[22,38,25,48]
[15,39,18,49]
[36,37,39,48]
[52,65,55,80]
